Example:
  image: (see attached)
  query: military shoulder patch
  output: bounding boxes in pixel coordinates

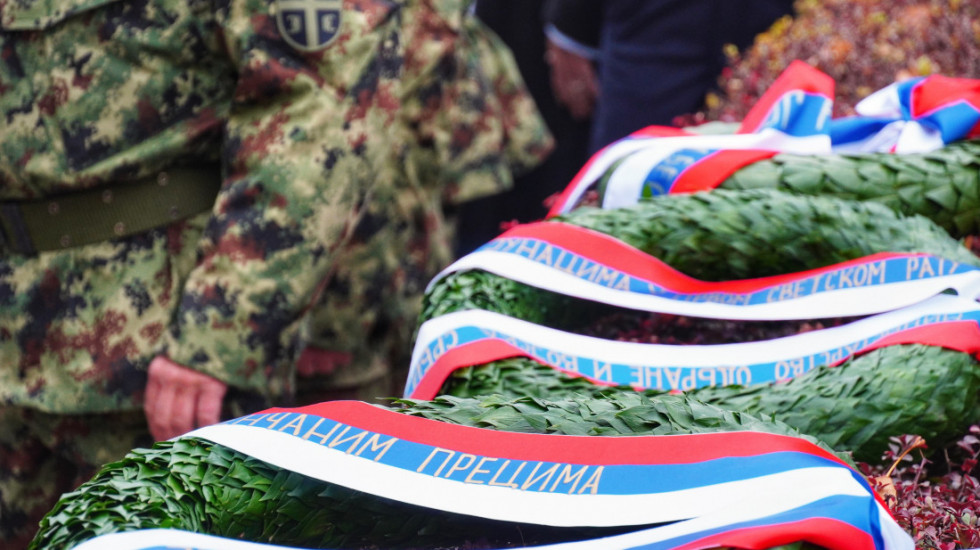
[275,0,342,52]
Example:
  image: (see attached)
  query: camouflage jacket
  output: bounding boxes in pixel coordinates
[0,0,551,413]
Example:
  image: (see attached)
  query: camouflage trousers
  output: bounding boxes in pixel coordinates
[0,407,151,549]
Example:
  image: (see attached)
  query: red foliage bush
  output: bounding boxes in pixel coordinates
[861,428,980,549]
[679,0,980,127]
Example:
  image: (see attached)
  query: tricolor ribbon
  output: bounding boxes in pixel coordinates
[833,73,980,153]
[547,61,980,215]
[431,222,980,320]
[72,400,913,549]
[405,292,980,400]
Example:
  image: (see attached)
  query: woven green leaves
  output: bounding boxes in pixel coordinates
[440,345,980,464]
[721,140,980,237]
[31,394,822,550]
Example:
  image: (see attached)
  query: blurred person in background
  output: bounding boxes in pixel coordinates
[294,12,551,403]
[0,1,550,547]
[543,0,795,153]
[451,0,596,256]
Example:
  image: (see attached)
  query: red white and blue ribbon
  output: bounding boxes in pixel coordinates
[432,222,980,320]
[73,514,914,550]
[72,400,913,549]
[405,291,980,400]
[547,61,980,215]
[832,74,980,153]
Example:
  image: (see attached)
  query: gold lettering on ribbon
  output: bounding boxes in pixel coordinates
[444,453,479,478]
[261,412,292,430]
[578,467,604,495]
[775,358,807,381]
[488,460,525,489]
[521,463,559,491]
[664,368,682,389]
[905,257,920,280]
[546,350,579,373]
[354,433,398,461]
[417,448,456,477]
[464,457,498,484]
[230,414,265,426]
[918,258,936,278]
[302,417,339,444]
[534,243,555,264]
[594,361,614,383]
[516,239,540,259]
[412,448,607,495]
[327,426,366,454]
[629,365,751,390]
[592,266,620,288]
[575,261,599,281]
[278,413,307,436]
[549,464,591,494]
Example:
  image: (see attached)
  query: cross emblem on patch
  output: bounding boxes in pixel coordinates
[275,0,343,52]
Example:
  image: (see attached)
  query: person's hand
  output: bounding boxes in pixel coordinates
[144,355,227,441]
[545,39,599,120]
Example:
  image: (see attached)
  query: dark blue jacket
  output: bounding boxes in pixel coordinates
[546,0,794,152]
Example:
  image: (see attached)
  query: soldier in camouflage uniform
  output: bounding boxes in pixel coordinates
[0,0,551,546]
[295,18,548,403]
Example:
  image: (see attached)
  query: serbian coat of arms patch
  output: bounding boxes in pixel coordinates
[275,0,343,52]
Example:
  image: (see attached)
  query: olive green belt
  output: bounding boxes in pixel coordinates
[0,167,222,256]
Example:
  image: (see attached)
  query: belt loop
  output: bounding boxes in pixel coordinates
[0,203,36,256]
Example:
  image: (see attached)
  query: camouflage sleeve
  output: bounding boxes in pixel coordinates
[163,0,407,399]
[163,0,551,401]
[401,6,554,204]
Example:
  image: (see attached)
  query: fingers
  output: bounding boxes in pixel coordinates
[545,39,599,120]
[196,380,225,429]
[168,377,196,437]
[559,83,596,120]
[145,356,228,441]
[144,363,164,440]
